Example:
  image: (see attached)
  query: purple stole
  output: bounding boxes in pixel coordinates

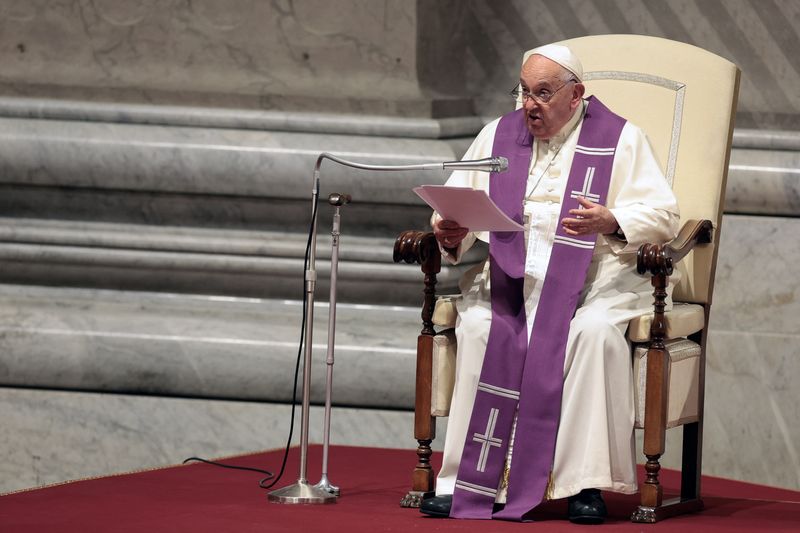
[450,96,626,521]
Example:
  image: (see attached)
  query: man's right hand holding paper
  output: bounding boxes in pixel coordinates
[433,218,469,252]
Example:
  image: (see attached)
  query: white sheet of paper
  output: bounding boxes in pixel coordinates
[413,185,524,232]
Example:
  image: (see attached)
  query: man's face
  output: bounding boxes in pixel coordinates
[519,55,584,139]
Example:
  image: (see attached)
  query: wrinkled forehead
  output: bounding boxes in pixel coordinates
[519,55,567,86]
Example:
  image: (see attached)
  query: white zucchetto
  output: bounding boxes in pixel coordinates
[529,44,584,82]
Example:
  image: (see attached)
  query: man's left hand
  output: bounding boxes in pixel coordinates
[561,196,619,236]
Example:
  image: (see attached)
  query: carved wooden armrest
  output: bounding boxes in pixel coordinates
[394,230,441,336]
[394,230,439,270]
[637,219,713,277]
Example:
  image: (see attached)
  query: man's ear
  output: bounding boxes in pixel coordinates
[573,82,586,102]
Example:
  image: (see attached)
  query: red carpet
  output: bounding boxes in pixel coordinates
[1,445,798,532]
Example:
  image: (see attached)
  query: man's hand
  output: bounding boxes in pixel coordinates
[434,219,469,250]
[561,196,619,236]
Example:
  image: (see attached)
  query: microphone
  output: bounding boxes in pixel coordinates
[312,153,509,175]
[441,156,508,173]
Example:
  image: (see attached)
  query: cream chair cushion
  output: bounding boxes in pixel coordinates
[431,329,457,416]
[438,296,704,342]
[431,330,701,425]
[432,296,459,329]
[633,338,701,429]
[627,302,705,342]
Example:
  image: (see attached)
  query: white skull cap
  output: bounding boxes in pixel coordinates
[529,44,584,82]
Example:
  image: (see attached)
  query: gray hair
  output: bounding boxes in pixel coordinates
[558,66,577,83]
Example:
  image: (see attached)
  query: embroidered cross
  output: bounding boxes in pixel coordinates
[570,166,600,204]
[473,408,503,472]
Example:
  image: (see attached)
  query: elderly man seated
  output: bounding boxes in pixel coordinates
[419,44,679,524]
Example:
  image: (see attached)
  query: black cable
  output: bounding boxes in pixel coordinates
[183,180,320,491]
[259,187,318,489]
[182,456,275,486]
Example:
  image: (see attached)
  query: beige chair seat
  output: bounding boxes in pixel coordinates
[429,323,704,424]
[627,302,705,342]
[434,297,705,342]
[431,292,706,423]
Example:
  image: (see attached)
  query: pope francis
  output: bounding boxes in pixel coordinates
[419,44,680,524]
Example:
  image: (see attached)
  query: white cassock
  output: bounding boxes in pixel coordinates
[434,100,680,502]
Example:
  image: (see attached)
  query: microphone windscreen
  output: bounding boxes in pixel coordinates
[328,193,352,206]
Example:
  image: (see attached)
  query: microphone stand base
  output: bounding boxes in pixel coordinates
[313,475,340,496]
[268,481,338,504]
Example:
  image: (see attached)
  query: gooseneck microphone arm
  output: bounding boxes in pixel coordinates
[312,152,509,177]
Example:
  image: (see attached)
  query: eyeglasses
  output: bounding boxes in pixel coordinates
[510,79,576,104]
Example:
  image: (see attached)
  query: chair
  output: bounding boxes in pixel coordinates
[393,35,740,522]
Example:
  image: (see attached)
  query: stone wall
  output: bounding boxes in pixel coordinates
[464,0,800,131]
[3,0,798,128]
[0,0,472,117]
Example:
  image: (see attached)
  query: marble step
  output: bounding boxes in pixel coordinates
[726,146,800,216]
[0,111,473,238]
[0,284,427,409]
[0,183,436,238]
[0,96,484,139]
[0,217,401,262]
[0,116,470,203]
[0,217,483,304]
[1,109,798,225]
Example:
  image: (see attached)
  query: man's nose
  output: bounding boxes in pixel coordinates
[523,97,539,111]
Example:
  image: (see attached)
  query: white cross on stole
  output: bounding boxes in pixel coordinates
[570,166,601,204]
[473,407,503,472]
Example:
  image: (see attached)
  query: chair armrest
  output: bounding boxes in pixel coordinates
[394,230,441,336]
[637,219,713,277]
[394,230,440,274]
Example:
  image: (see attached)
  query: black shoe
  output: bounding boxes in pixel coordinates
[567,489,608,525]
[420,494,451,518]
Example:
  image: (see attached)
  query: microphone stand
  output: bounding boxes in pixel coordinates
[268,152,508,505]
[313,193,350,496]
[268,157,336,505]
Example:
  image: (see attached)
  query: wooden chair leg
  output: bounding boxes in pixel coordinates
[681,421,701,499]
[631,362,706,522]
[670,329,706,515]
[632,345,669,522]
[682,328,706,502]
[632,273,669,523]
[400,334,436,507]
